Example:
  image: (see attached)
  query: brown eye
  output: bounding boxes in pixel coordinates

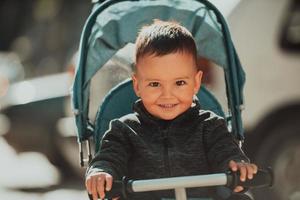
[176,80,186,86]
[149,82,160,87]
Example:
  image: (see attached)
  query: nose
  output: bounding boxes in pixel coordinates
[161,85,173,98]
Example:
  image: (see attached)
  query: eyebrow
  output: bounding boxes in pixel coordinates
[145,78,160,81]
[175,77,190,80]
[145,77,190,81]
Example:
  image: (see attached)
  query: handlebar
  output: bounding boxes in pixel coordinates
[226,167,273,189]
[99,168,273,199]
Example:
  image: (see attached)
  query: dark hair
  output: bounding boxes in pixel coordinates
[135,20,197,65]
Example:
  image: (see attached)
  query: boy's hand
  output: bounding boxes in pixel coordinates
[228,160,258,193]
[85,172,118,200]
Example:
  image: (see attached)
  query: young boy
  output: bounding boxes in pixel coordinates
[86,20,257,200]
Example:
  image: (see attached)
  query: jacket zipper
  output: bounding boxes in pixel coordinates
[162,129,171,177]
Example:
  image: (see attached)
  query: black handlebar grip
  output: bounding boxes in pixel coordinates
[226,167,274,189]
[105,177,131,199]
[104,180,124,199]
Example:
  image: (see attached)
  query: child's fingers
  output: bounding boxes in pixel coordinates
[105,174,113,191]
[85,177,92,194]
[239,165,247,182]
[229,160,238,171]
[91,177,99,200]
[234,186,244,193]
[246,163,258,179]
[97,176,105,199]
[251,163,258,174]
[246,164,254,179]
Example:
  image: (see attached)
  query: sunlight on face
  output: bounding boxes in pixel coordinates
[133,52,202,120]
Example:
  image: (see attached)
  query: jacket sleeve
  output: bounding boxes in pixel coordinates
[86,119,132,180]
[203,115,250,172]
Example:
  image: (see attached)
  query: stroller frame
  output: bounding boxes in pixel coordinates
[72,0,259,199]
[73,0,246,166]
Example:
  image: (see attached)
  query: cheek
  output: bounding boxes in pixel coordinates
[140,92,159,113]
[176,88,195,103]
[181,95,194,104]
[139,89,160,103]
[177,86,195,96]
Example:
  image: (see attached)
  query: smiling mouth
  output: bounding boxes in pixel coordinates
[158,104,178,108]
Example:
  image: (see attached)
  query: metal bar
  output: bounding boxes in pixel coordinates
[131,173,227,192]
[175,188,187,200]
[78,139,92,167]
[79,142,83,167]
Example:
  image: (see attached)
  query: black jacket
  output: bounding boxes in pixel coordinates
[87,99,249,199]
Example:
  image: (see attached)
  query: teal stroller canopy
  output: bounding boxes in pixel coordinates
[72,0,246,164]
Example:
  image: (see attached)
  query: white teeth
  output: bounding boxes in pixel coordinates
[159,104,176,108]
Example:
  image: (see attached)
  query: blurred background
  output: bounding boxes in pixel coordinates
[0,0,299,200]
[0,0,91,199]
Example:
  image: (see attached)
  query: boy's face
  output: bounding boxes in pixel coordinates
[132,52,202,120]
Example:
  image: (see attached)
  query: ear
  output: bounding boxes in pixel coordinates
[132,74,140,97]
[194,70,203,94]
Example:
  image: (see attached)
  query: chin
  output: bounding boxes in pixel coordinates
[159,115,178,121]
